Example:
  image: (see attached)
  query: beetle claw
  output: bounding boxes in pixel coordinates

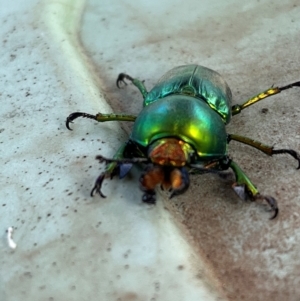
[90,173,106,198]
[116,73,133,88]
[66,115,76,130]
[232,183,278,219]
[272,148,300,170]
[255,194,278,219]
[66,112,97,130]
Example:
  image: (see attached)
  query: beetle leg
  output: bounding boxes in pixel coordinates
[91,157,123,198]
[116,73,148,99]
[229,160,278,219]
[91,172,107,198]
[91,143,131,198]
[232,81,300,115]
[228,134,300,169]
[66,112,97,130]
[66,112,137,130]
[255,194,278,220]
[116,73,133,88]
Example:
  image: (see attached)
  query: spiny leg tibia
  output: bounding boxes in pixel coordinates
[232,80,300,116]
[66,112,137,130]
[228,134,300,169]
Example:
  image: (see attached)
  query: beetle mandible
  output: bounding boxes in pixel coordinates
[66,65,300,219]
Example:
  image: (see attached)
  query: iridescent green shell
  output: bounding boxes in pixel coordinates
[131,95,227,159]
[144,65,232,124]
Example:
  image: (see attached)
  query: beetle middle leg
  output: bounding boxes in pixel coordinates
[228,134,300,169]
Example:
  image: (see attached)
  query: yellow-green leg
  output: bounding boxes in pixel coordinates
[66,112,137,130]
[228,134,300,169]
[232,81,300,116]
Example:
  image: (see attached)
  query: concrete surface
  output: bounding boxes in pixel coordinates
[1,0,300,301]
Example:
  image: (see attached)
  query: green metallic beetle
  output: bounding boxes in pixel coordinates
[66,65,300,219]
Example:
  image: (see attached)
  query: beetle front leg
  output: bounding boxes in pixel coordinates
[91,161,117,198]
[91,143,129,198]
[91,172,106,197]
[229,160,278,219]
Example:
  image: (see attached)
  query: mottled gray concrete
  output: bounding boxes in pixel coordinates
[1,0,300,300]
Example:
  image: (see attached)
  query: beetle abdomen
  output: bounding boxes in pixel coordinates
[145,65,232,124]
[131,95,227,159]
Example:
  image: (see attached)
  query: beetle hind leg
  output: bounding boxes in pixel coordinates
[116,73,148,99]
[229,159,278,219]
[232,183,278,219]
[116,73,134,88]
[256,194,278,219]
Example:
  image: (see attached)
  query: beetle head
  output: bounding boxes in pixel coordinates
[139,164,190,202]
[137,138,195,202]
[147,138,195,167]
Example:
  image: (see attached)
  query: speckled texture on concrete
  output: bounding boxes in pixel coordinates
[0,1,224,301]
[1,0,300,301]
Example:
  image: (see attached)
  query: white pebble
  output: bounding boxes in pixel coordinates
[7,227,17,249]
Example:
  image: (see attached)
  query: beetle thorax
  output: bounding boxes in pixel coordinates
[148,138,194,167]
